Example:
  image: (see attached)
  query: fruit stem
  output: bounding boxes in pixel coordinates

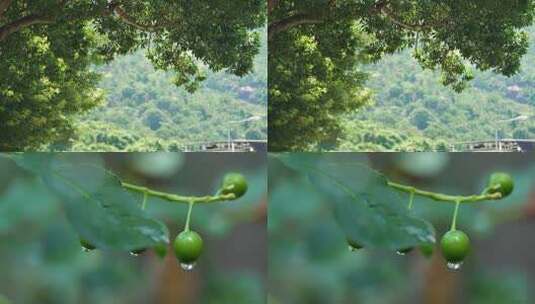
[450,200,461,231]
[184,201,194,232]
[121,182,236,204]
[141,192,148,210]
[387,181,502,204]
[408,190,415,210]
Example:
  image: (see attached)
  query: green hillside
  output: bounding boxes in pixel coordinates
[58,33,267,152]
[339,27,535,151]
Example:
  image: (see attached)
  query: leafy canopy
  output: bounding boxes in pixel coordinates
[0,0,266,150]
[268,0,535,151]
[350,27,535,151]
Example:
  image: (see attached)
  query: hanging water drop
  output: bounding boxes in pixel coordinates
[446,261,463,271]
[180,262,196,271]
[129,248,146,256]
[348,245,361,252]
[396,247,413,256]
[80,239,95,252]
[346,240,362,252]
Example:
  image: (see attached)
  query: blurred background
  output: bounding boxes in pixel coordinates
[269,153,535,304]
[0,153,266,304]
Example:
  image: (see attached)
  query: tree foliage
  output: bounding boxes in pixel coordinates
[348,27,535,150]
[268,0,535,151]
[268,152,535,303]
[54,48,267,152]
[0,0,266,150]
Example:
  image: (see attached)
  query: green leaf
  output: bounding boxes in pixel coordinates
[275,153,435,250]
[0,179,58,233]
[8,153,169,250]
[3,153,54,175]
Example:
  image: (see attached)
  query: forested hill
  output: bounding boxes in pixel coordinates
[340,27,535,151]
[64,32,267,152]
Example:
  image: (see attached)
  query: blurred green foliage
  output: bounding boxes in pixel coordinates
[0,153,266,304]
[273,153,435,250]
[268,153,535,303]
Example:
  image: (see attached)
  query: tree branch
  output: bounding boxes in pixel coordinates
[0,0,12,18]
[0,2,159,42]
[113,6,161,31]
[0,14,55,42]
[267,0,444,40]
[268,12,324,40]
[268,0,279,14]
[380,6,429,31]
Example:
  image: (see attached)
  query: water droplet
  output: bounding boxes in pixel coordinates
[446,261,463,271]
[396,250,406,256]
[129,248,146,256]
[180,262,196,271]
[79,240,95,252]
[348,245,360,252]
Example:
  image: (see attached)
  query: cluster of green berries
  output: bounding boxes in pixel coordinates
[347,172,514,270]
[79,172,248,270]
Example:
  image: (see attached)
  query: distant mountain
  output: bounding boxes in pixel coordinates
[340,27,535,151]
[63,31,267,152]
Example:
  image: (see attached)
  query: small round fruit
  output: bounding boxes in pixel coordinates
[80,239,96,251]
[174,230,203,264]
[221,173,248,198]
[154,243,168,259]
[440,230,470,263]
[487,172,514,197]
[419,243,434,258]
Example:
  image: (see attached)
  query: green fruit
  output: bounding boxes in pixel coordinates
[154,243,168,259]
[80,239,96,251]
[174,230,203,264]
[440,230,470,263]
[347,238,363,251]
[419,243,434,258]
[221,173,248,198]
[487,172,514,197]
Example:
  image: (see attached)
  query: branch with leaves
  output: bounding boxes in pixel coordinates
[4,153,250,272]
[274,154,514,271]
[0,0,265,150]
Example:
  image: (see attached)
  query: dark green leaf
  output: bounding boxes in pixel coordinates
[276,153,435,250]
[8,153,169,250]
